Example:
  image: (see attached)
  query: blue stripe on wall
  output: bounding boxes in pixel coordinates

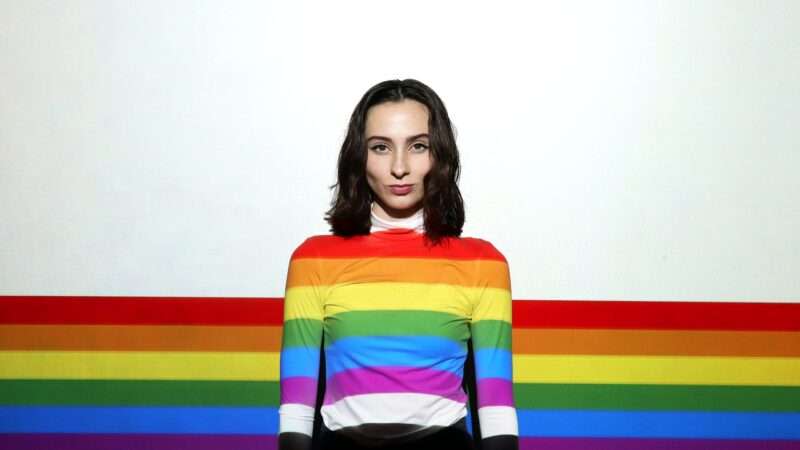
[0,406,278,434]
[517,410,800,440]
[4,407,799,439]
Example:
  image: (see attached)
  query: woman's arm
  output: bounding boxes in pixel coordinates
[471,243,519,450]
[278,240,325,450]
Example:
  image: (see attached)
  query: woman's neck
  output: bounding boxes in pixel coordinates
[370,203,424,233]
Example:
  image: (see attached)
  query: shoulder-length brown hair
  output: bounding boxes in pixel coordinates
[324,79,465,245]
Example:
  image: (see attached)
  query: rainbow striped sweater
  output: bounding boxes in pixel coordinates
[278,227,518,444]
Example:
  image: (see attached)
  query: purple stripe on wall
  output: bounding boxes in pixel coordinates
[476,378,514,407]
[7,434,798,450]
[0,434,276,450]
[520,437,800,450]
[280,376,318,406]
[322,366,467,405]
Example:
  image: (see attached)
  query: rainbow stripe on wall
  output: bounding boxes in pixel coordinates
[1,296,799,449]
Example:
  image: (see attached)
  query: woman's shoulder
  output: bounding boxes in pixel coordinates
[455,234,508,262]
[288,233,364,259]
[288,232,507,262]
[288,234,334,258]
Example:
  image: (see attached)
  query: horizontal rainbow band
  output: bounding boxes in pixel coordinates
[0,406,278,433]
[284,283,511,321]
[0,434,277,450]
[1,435,799,450]
[4,296,800,330]
[286,258,510,288]
[1,296,799,450]
[3,325,800,358]
[2,380,800,411]
[3,351,798,385]
[2,406,799,439]
[321,368,470,404]
[3,325,799,356]
[517,438,800,450]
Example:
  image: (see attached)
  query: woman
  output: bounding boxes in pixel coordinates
[278,79,518,450]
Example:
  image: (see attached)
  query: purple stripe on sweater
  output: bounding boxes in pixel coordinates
[476,378,515,407]
[323,366,467,405]
[519,437,800,450]
[0,433,276,450]
[280,376,318,406]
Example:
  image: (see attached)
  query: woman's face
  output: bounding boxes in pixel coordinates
[365,99,433,220]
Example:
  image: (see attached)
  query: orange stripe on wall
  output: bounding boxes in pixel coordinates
[5,325,798,356]
[513,328,800,357]
[0,325,282,352]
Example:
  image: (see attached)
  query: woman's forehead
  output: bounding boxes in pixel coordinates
[365,100,429,137]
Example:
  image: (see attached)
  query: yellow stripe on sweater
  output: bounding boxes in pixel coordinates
[284,282,511,322]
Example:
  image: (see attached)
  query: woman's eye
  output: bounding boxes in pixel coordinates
[370,144,389,152]
[411,143,429,152]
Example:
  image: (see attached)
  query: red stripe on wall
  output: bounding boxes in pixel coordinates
[3,296,799,330]
[0,296,284,325]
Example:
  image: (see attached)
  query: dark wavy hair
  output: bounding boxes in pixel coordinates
[324,79,465,245]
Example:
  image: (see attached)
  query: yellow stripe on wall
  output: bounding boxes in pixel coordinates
[6,351,795,386]
[0,351,279,381]
[513,354,800,386]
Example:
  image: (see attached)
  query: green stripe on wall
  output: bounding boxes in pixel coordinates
[0,379,279,406]
[4,380,799,412]
[514,383,800,412]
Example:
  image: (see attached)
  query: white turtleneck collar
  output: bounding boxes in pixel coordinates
[370,203,425,233]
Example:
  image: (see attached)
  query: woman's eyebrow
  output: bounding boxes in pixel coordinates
[367,133,429,142]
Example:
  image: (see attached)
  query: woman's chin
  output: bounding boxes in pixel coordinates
[375,198,423,218]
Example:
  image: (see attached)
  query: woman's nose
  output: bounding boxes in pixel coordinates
[391,152,410,178]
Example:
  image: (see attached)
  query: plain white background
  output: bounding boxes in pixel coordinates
[1,1,798,301]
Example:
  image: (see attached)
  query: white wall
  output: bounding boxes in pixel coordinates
[1,0,798,301]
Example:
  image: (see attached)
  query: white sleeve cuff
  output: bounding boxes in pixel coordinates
[478,405,518,438]
[279,403,316,436]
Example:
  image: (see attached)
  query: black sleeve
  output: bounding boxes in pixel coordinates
[481,434,519,450]
[278,432,312,450]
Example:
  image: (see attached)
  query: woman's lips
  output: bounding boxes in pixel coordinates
[389,184,413,195]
